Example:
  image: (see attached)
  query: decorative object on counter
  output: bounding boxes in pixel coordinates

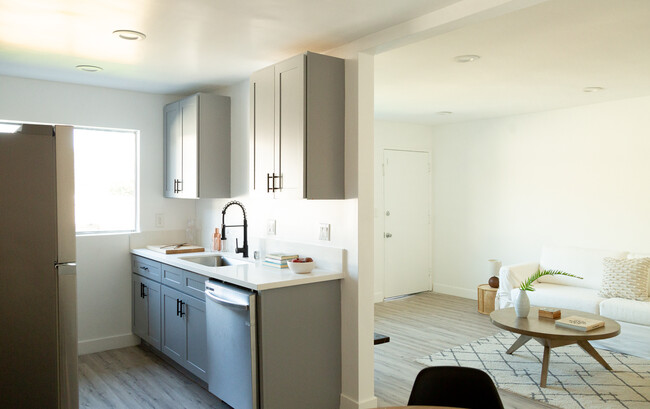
[287,257,315,274]
[221,201,248,258]
[555,315,605,331]
[515,269,582,318]
[263,253,298,269]
[538,307,561,319]
[212,228,221,251]
[147,244,205,254]
[488,259,501,288]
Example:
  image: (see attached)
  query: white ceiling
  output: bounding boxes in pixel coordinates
[0,0,459,94]
[375,0,650,125]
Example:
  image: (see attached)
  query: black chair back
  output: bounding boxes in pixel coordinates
[407,366,504,409]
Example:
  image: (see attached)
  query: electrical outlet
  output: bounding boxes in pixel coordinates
[319,223,330,241]
[155,213,164,228]
[266,219,276,236]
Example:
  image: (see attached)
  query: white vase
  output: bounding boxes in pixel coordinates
[514,289,530,318]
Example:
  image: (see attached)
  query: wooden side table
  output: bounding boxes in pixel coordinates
[477,284,497,315]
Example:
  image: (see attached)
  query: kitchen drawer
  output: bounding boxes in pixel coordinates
[162,264,184,291]
[132,256,161,282]
[183,270,207,300]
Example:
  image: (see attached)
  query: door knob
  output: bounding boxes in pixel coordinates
[385,233,392,238]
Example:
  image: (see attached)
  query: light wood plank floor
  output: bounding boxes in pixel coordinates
[80,292,556,408]
[374,291,558,408]
[79,346,229,409]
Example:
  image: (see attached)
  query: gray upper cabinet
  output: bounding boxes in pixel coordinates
[251,52,344,200]
[164,93,231,199]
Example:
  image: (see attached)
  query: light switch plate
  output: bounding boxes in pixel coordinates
[319,223,330,241]
[155,213,164,228]
[266,219,276,236]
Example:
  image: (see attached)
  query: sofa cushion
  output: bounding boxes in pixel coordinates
[628,253,650,295]
[538,245,628,290]
[512,283,605,314]
[599,298,650,326]
[599,257,650,301]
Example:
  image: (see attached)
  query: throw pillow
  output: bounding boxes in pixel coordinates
[599,257,650,301]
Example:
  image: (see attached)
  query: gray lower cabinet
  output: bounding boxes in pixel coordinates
[256,280,341,409]
[161,285,208,381]
[131,254,342,408]
[131,273,161,349]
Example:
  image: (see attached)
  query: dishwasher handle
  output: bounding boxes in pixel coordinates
[205,289,250,310]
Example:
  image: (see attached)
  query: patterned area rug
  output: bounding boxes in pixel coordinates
[415,332,650,409]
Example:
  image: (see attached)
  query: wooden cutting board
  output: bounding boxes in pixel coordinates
[147,245,205,254]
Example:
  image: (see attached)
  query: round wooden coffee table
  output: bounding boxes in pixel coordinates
[490,307,620,387]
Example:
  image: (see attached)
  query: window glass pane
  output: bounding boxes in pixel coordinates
[74,127,137,233]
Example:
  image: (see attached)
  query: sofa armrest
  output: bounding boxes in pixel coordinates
[496,262,539,309]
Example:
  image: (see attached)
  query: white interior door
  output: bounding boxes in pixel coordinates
[383,149,431,298]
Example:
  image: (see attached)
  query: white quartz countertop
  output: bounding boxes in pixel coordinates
[131,248,343,291]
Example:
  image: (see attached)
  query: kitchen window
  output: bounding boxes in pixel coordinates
[74,127,138,234]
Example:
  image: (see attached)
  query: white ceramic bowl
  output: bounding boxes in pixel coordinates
[287,260,315,274]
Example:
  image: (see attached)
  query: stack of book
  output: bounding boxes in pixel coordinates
[263,253,298,269]
[555,315,605,331]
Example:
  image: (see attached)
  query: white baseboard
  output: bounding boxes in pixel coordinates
[432,283,476,300]
[374,291,384,303]
[78,333,140,355]
[339,393,378,409]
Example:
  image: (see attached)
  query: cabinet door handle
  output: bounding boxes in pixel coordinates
[142,284,148,298]
[176,298,180,316]
[179,300,186,318]
[267,173,279,192]
[173,179,183,193]
[139,266,149,272]
[140,283,144,298]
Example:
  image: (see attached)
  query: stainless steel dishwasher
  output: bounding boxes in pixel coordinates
[205,279,258,409]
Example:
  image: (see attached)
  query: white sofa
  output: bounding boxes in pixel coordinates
[496,245,650,359]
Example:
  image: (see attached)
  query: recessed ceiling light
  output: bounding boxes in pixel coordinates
[113,29,146,41]
[583,86,604,93]
[437,111,453,115]
[454,55,481,63]
[76,65,103,72]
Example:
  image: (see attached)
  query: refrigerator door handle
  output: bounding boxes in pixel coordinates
[55,262,77,270]
[54,125,76,264]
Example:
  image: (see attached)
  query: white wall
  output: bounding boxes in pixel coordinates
[373,120,434,301]
[0,75,195,353]
[429,95,650,298]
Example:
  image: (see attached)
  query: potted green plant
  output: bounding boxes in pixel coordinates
[515,269,583,317]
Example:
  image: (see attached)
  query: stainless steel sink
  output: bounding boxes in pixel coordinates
[180,255,248,267]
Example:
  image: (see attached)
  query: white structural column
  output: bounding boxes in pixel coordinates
[328,1,547,408]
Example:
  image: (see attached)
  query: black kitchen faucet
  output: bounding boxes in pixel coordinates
[221,200,248,258]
